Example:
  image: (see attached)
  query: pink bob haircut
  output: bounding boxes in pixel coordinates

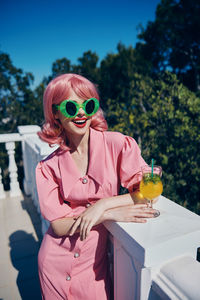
[38,73,108,149]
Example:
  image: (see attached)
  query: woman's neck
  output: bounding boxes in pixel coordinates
[68,130,90,155]
[68,129,90,177]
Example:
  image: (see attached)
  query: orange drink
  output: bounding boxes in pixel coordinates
[139,164,163,212]
[140,174,163,200]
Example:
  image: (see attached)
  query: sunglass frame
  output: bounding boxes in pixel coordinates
[56,98,99,118]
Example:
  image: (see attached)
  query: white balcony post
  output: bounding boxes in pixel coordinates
[0,167,6,199]
[104,196,200,300]
[5,141,21,197]
[18,125,41,195]
[18,128,58,235]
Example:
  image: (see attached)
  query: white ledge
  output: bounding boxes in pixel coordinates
[104,196,200,267]
[152,256,200,300]
[0,133,23,143]
[25,135,58,157]
[18,125,41,135]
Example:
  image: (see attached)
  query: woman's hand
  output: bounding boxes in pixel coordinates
[105,204,157,223]
[69,202,105,240]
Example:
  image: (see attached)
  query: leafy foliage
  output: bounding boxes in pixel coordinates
[0,52,44,133]
[99,43,138,110]
[136,0,200,93]
[73,51,100,83]
[106,72,200,213]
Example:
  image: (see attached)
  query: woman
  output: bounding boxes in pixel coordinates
[36,73,156,300]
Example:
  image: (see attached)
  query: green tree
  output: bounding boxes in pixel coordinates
[73,50,99,83]
[42,51,99,92]
[136,0,200,93]
[52,58,72,78]
[99,43,139,110]
[0,52,36,133]
[41,57,72,86]
[106,72,200,214]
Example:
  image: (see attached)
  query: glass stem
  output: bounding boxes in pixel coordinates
[148,199,153,208]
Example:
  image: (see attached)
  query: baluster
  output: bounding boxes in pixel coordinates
[0,167,6,199]
[5,141,21,197]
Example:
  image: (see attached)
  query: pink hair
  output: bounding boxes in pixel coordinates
[38,73,108,149]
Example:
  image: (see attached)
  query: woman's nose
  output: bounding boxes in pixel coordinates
[77,107,85,116]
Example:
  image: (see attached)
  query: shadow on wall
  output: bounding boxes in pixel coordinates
[9,230,42,300]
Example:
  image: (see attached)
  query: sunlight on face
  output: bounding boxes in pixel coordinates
[55,90,92,139]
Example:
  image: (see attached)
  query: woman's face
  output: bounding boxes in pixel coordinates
[55,89,92,140]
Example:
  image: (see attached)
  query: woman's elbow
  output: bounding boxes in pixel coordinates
[51,220,68,237]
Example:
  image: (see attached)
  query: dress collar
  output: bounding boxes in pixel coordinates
[58,128,106,198]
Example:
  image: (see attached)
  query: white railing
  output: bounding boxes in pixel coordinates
[0,126,42,199]
[1,125,200,300]
[0,133,23,198]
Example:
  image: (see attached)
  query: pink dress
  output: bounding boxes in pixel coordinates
[36,128,146,300]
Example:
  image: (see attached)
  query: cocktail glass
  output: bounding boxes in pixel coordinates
[139,165,163,216]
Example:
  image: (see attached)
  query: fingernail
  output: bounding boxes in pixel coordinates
[153,211,160,217]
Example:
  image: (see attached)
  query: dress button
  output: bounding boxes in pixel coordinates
[66,275,71,281]
[86,203,91,208]
[74,252,80,258]
[82,177,88,184]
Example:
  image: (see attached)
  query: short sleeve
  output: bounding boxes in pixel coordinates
[35,161,73,222]
[119,136,147,192]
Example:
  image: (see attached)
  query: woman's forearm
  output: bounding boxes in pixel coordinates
[51,217,78,237]
[97,192,138,211]
[51,211,108,237]
[51,191,145,237]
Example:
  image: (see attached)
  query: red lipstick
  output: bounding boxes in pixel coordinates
[72,117,87,128]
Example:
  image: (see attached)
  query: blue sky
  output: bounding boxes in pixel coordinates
[1,0,160,88]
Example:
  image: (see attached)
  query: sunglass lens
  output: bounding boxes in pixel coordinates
[66,101,77,116]
[85,99,95,115]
